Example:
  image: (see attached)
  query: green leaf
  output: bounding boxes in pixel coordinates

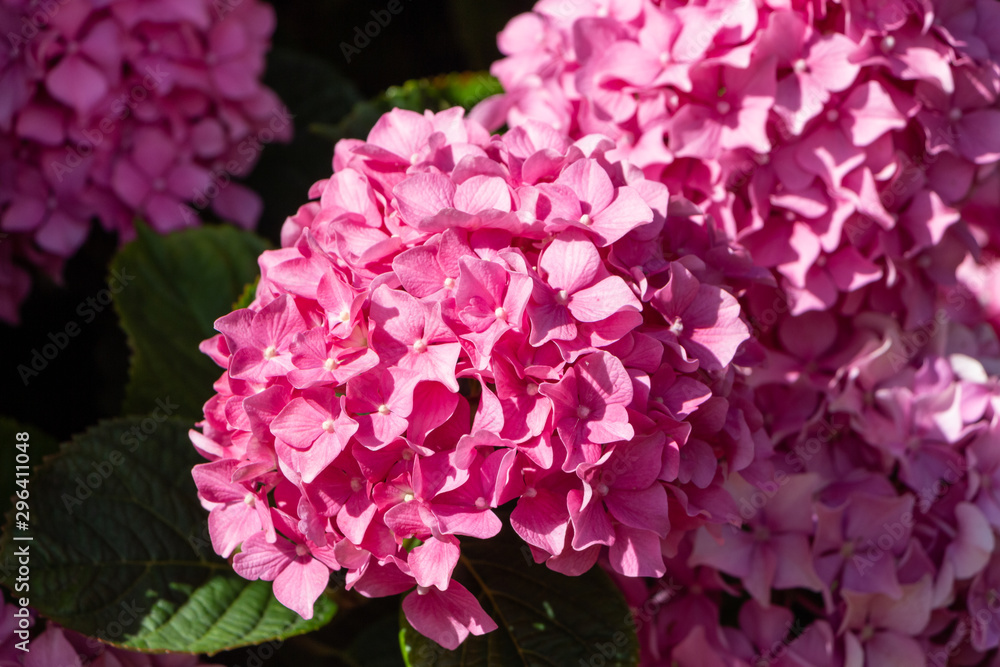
[317,72,503,143]
[112,223,269,420]
[0,417,336,653]
[233,277,260,310]
[399,526,639,667]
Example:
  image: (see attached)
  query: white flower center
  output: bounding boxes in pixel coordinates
[494,306,507,320]
[474,497,488,509]
[579,213,592,226]
[350,477,363,492]
[263,345,278,360]
[403,492,415,502]
[338,309,351,323]
[412,338,428,353]
[243,493,256,507]
[526,383,539,396]
[323,357,339,371]
[377,404,391,415]
[524,487,538,498]
[577,405,591,419]
[792,58,808,74]
[881,35,896,52]
[295,543,309,557]
[556,289,570,305]
[322,418,336,433]
[444,277,456,289]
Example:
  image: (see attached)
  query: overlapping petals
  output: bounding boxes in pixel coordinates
[0,0,289,323]
[191,108,758,648]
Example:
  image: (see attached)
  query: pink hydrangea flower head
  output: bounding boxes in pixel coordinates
[0,0,289,323]
[191,107,761,648]
[477,0,1000,325]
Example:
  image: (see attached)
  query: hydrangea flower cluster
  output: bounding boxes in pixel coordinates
[607,292,1000,666]
[190,107,766,649]
[0,599,221,667]
[0,0,289,323]
[475,0,1000,325]
[459,0,1000,661]
[186,0,1000,659]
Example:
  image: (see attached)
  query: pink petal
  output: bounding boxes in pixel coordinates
[454,175,511,214]
[23,627,82,667]
[606,486,670,537]
[556,159,614,215]
[539,229,601,293]
[273,555,330,620]
[233,532,294,581]
[958,109,1000,164]
[608,526,666,577]
[402,582,497,650]
[47,55,108,114]
[568,276,639,322]
[841,81,907,147]
[394,173,456,225]
[409,536,461,591]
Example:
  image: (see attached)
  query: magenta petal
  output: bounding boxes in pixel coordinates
[271,397,327,449]
[511,490,570,555]
[22,626,82,667]
[208,502,262,558]
[570,495,614,550]
[605,486,670,537]
[958,109,1000,164]
[539,230,601,293]
[213,182,264,229]
[568,276,639,322]
[394,173,456,225]
[434,506,503,539]
[590,187,653,245]
[47,55,108,115]
[402,582,497,650]
[556,159,614,214]
[409,536,461,591]
[273,555,330,620]
[608,526,666,577]
[865,632,927,667]
[841,81,907,147]
[233,532,294,581]
[454,175,512,214]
